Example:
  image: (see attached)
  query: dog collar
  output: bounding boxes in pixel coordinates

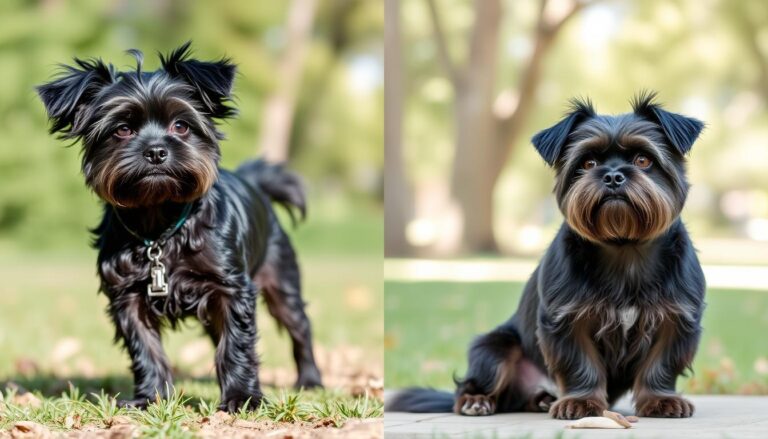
[111,202,194,297]
[112,202,194,247]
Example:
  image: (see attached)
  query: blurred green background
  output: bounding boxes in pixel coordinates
[385,0,768,395]
[386,0,768,257]
[0,0,383,391]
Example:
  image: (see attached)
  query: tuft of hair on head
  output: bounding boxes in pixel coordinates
[629,89,661,114]
[630,90,704,155]
[125,48,144,78]
[158,41,238,120]
[567,96,596,117]
[159,40,194,70]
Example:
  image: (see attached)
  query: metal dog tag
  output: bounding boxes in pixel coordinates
[146,244,169,297]
[147,262,169,296]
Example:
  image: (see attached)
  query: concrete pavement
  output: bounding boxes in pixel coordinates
[384,394,768,438]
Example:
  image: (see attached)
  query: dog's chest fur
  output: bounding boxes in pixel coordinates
[96,210,250,323]
[556,299,692,372]
[618,306,638,335]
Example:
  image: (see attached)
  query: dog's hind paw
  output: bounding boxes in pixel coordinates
[531,390,557,412]
[454,394,496,416]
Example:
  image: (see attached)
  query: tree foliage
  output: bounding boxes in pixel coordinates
[399,0,768,255]
[0,0,382,248]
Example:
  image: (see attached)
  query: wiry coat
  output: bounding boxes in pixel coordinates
[387,93,706,419]
[37,43,322,411]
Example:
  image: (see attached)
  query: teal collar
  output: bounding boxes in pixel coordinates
[112,202,194,247]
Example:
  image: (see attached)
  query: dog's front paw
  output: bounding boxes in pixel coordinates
[117,397,151,410]
[549,396,607,419]
[636,395,694,418]
[295,368,323,389]
[219,393,263,413]
[454,394,496,416]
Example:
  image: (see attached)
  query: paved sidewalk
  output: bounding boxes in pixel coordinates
[385,259,768,291]
[384,394,768,438]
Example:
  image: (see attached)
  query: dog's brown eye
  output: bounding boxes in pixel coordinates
[634,155,652,169]
[114,124,134,138]
[583,159,597,170]
[171,120,190,135]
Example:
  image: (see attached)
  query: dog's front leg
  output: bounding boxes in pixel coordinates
[207,289,263,413]
[633,317,700,418]
[538,316,608,419]
[110,293,172,408]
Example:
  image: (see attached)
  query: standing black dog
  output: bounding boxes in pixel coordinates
[388,93,706,419]
[37,43,322,412]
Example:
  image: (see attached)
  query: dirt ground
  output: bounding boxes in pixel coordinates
[1,344,383,438]
[2,415,383,439]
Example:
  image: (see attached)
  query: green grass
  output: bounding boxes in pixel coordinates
[385,281,768,394]
[0,384,382,436]
[0,212,382,435]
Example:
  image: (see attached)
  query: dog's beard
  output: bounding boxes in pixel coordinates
[561,173,677,243]
[88,153,218,208]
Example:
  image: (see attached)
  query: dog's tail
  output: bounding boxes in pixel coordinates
[236,158,306,226]
[385,388,454,413]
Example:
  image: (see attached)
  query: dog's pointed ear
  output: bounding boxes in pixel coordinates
[160,41,237,119]
[532,98,595,166]
[631,91,703,154]
[36,58,115,137]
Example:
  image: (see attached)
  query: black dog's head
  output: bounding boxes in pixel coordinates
[37,42,236,208]
[532,92,703,244]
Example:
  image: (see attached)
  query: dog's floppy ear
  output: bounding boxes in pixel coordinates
[531,98,595,166]
[36,58,115,137]
[160,41,237,119]
[631,91,703,154]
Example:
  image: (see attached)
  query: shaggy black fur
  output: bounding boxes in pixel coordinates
[387,93,706,419]
[37,42,322,412]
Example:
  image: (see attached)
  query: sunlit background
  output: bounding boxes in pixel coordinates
[0,0,382,398]
[385,0,768,395]
[386,0,768,260]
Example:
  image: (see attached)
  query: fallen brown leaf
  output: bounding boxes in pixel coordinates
[106,415,133,427]
[10,421,51,439]
[64,412,82,429]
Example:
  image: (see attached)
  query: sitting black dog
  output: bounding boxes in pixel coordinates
[388,93,705,419]
[37,42,322,411]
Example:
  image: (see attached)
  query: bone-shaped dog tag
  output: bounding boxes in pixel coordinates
[147,262,169,296]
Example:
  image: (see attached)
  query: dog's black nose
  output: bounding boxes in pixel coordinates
[143,146,168,165]
[603,171,625,189]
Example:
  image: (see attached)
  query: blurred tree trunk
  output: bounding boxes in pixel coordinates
[730,4,768,101]
[428,0,587,253]
[385,0,412,256]
[448,0,502,253]
[259,0,318,163]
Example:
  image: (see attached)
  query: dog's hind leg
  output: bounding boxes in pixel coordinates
[455,321,554,416]
[255,228,322,389]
